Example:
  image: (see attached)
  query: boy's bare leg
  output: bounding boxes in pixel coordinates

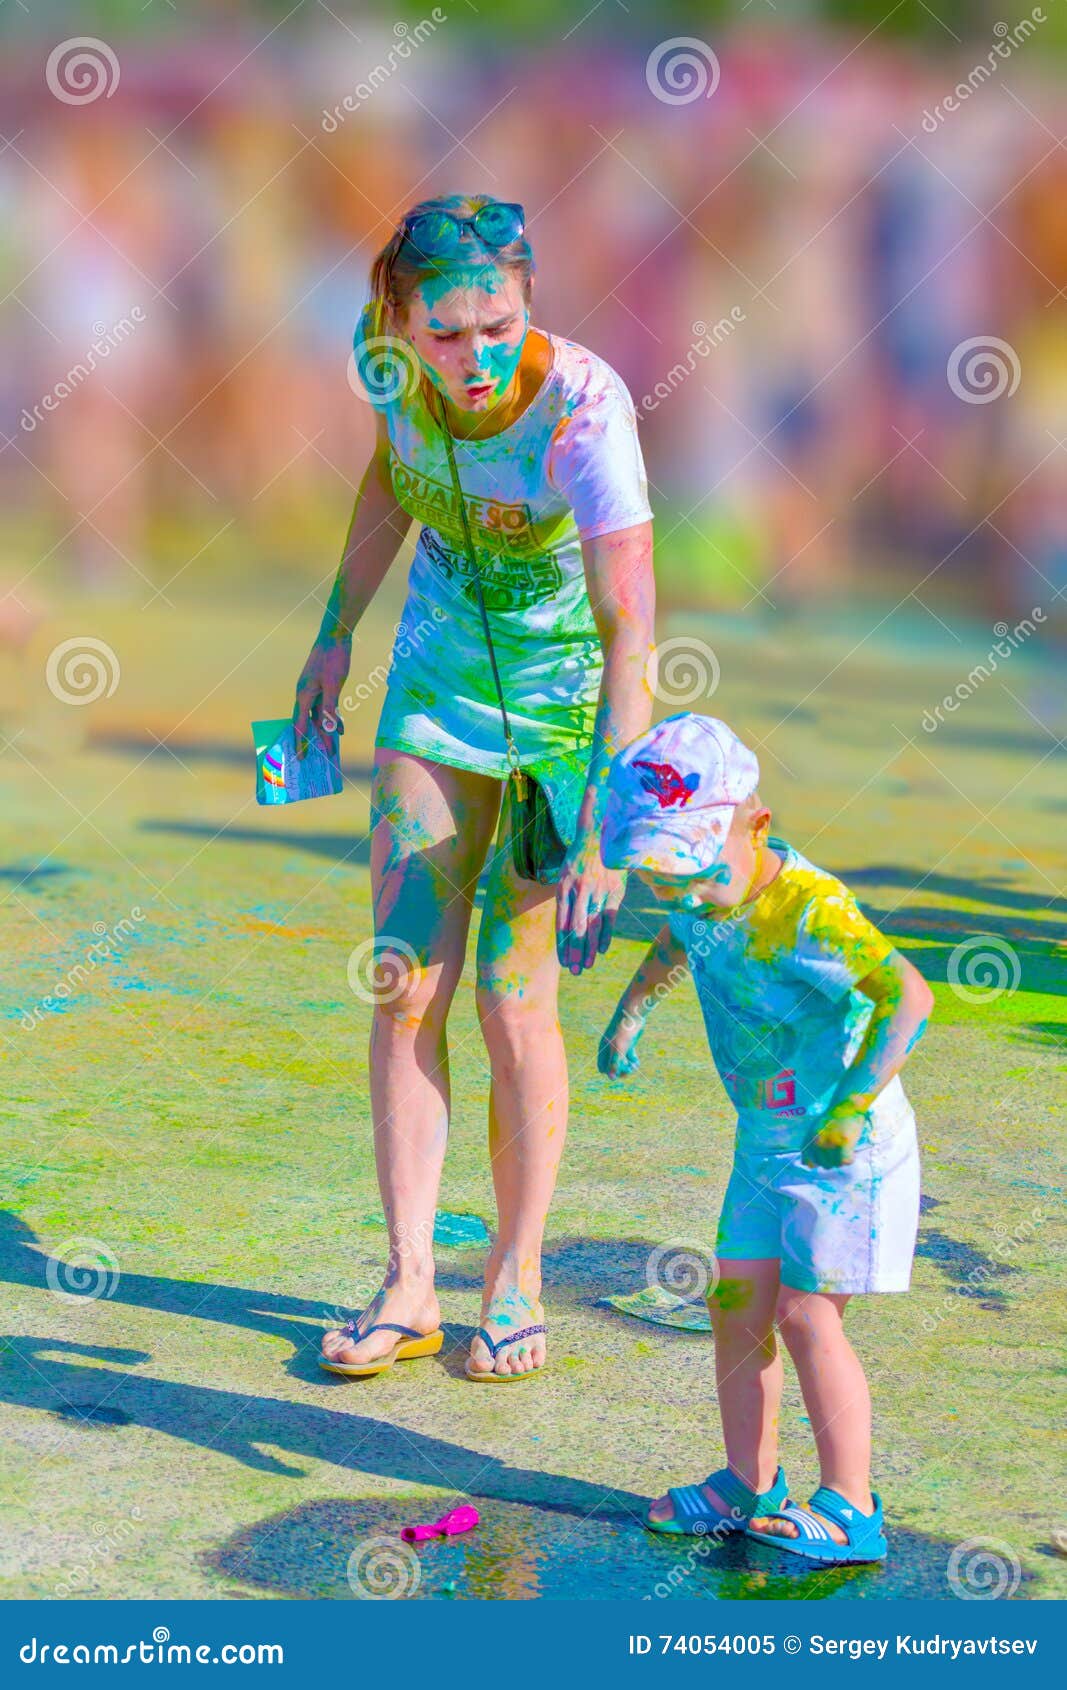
[751,1286,873,1544]
[647,1258,782,1525]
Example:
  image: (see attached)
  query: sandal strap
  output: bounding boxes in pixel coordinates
[341,1320,426,1342]
[806,1487,881,1537]
[477,1322,547,1358]
[761,1502,838,1543]
[668,1484,729,1523]
[705,1464,787,1519]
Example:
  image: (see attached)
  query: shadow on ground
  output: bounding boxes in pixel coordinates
[205,1495,1025,1601]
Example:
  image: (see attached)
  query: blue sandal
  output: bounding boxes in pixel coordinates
[319,1319,444,1378]
[745,1486,887,1563]
[464,1322,547,1383]
[646,1464,789,1537]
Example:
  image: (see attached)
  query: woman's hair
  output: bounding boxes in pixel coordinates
[367,193,535,336]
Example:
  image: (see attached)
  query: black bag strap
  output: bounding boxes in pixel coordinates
[427,382,521,772]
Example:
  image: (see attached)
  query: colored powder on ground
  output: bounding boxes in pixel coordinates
[361,1209,491,1248]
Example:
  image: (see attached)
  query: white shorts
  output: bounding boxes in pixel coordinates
[715,1080,921,1294]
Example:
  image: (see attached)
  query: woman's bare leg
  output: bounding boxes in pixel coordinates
[322,750,501,1367]
[469,816,567,1376]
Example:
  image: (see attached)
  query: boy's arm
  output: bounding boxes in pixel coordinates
[805,948,934,1167]
[598,921,689,1077]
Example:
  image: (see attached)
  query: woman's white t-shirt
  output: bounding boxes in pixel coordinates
[354,306,654,777]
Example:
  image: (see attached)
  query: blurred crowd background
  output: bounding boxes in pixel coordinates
[2,0,1065,641]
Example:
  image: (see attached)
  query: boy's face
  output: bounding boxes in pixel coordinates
[634,804,771,912]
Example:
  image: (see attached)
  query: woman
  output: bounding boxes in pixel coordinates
[294,194,655,1381]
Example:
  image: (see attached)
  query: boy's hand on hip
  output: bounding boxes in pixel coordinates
[802,1104,868,1168]
[597,1006,645,1078]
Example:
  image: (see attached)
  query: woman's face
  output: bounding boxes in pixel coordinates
[399,264,530,413]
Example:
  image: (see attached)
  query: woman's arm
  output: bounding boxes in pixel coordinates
[294,411,410,754]
[556,518,656,973]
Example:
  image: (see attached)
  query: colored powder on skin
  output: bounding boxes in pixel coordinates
[710,1277,755,1314]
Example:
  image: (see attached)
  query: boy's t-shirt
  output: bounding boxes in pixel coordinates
[667,838,901,1150]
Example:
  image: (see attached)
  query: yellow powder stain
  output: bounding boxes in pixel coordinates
[746,864,889,970]
[234,917,335,940]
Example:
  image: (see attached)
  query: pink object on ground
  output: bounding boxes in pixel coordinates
[401,1505,479,1544]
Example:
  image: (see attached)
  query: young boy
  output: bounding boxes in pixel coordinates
[598,712,933,1564]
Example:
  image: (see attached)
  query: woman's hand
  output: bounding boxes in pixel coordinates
[555,833,625,974]
[293,636,352,757]
[598,1004,645,1077]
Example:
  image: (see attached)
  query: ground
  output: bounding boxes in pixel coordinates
[1,574,1064,1601]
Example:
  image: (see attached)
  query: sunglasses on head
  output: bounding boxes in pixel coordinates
[397,200,526,261]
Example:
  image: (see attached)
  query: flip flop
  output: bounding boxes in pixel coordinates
[745,1486,887,1564]
[646,1463,789,1537]
[464,1322,546,1383]
[319,1319,444,1378]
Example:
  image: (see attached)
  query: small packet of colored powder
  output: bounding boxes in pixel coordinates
[252,716,343,806]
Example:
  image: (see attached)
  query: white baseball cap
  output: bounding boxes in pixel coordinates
[600,713,760,875]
